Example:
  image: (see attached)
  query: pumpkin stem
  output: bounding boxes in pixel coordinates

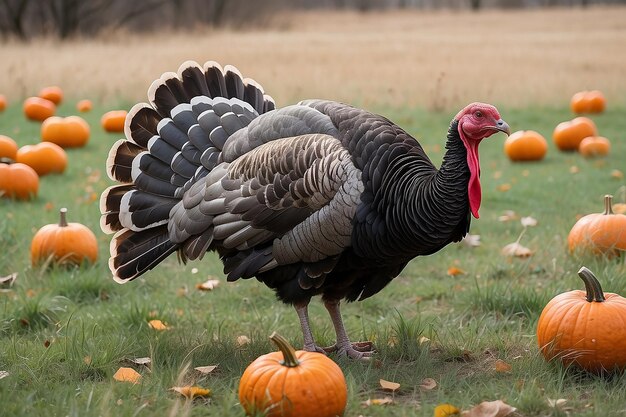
[59,208,69,227]
[269,332,300,368]
[603,194,614,215]
[578,266,606,302]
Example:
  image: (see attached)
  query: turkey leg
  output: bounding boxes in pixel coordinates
[323,298,375,360]
[294,301,326,354]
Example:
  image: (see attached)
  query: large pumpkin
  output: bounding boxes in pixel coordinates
[570,90,606,114]
[537,266,626,373]
[23,97,56,122]
[41,115,90,148]
[552,117,597,151]
[578,136,610,158]
[0,160,39,200]
[567,195,626,257]
[16,142,68,176]
[239,332,347,417]
[0,135,18,160]
[38,86,63,105]
[503,130,547,162]
[101,110,128,133]
[31,208,99,266]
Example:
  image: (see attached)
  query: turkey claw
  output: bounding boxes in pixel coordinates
[323,341,376,360]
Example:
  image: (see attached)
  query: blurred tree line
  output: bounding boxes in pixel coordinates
[1,0,624,40]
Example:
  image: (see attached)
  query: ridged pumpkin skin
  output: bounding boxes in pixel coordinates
[553,117,597,151]
[239,333,347,417]
[568,195,626,257]
[537,267,626,373]
[0,162,39,200]
[23,97,56,122]
[31,208,99,266]
[41,115,90,148]
[101,110,128,133]
[570,90,606,114]
[16,142,67,176]
[0,135,18,160]
[504,130,547,161]
[578,136,610,158]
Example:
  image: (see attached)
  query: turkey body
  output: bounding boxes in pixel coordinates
[101,61,509,358]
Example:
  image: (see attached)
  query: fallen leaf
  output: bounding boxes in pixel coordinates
[501,242,533,258]
[84,356,92,365]
[148,319,168,330]
[569,165,579,174]
[497,183,512,192]
[494,359,512,373]
[547,398,567,408]
[521,169,530,177]
[611,169,624,180]
[237,335,251,346]
[171,386,211,399]
[447,266,466,276]
[520,216,537,227]
[461,400,516,417]
[418,336,431,345]
[194,365,218,375]
[196,278,220,291]
[44,202,54,211]
[498,211,518,222]
[379,379,400,392]
[0,273,17,288]
[362,397,393,407]
[113,367,141,384]
[613,203,626,214]
[44,340,51,348]
[176,286,188,297]
[419,377,437,390]
[434,403,460,417]
[127,357,151,367]
[462,234,481,248]
[0,371,8,379]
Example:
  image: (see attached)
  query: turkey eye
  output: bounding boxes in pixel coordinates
[475,111,483,118]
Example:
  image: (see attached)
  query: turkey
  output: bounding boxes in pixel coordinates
[101,60,510,359]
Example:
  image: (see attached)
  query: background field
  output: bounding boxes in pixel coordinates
[1,6,626,417]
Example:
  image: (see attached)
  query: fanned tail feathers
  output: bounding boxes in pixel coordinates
[101,60,274,282]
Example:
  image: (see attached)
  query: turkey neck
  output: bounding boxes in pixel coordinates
[363,120,471,260]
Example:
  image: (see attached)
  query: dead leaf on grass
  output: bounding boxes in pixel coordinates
[196,278,220,291]
[434,403,460,417]
[611,169,624,180]
[501,242,533,258]
[447,266,466,276]
[494,359,512,373]
[569,165,579,174]
[127,357,152,367]
[497,183,512,192]
[547,398,567,408]
[194,365,218,375]
[148,319,169,330]
[461,400,516,417]
[462,234,481,248]
[0,371,8,379]
[498,211,518,222]
[520,216,538,227]
[613,203,626,214]
[237,335,251,346]
[171,386,211,399]
[362,397,393,407]
[379,379,400,392]
[113,367,141,384]
[419,377,437,390]
[0,272,17,287]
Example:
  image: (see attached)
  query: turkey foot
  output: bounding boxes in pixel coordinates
[323,341,375,359]
[323,298,375,360]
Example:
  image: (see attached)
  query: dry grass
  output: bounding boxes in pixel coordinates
[2,6,626,110]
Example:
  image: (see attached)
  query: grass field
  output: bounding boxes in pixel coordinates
[2,6,626,417]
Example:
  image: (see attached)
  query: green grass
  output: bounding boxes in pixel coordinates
[1,99,626,417]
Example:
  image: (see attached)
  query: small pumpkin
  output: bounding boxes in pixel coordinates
[552,117,597,151]
[0,160,39,200]
[570,90,606,114]
[0,135,18,160]
[239,332,347,417]
[41,115,90,148]
[76,99,93,113]
[578,136,610,158]
[31,208,99,266]
[568,194,626,257]
[0,94,7,111]
[16,142,67,176]
[38,86,63,105]
[101,110,128,133]
[503,130,547,162]
[23,97,56,122]
[537,266,626,373]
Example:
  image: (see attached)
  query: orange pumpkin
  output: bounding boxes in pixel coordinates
[570,90,606,114]
[38,86,63,105]
[0,135,18,160]
[31,208,99,266]
[552,117,598,151]
[578,136,610,158]
[0,94,7,111]
[239,332,347,417]
[537,266,626,373]
[101,110,128,133]
[23,97,56,122]
[76,99,93,113]
[503,130,547,162]
[0,161,39,200]
[16,142,67,176]
[41,115,90,148]
[568,194,626,257]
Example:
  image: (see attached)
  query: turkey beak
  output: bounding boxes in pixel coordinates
[495,119,511,136]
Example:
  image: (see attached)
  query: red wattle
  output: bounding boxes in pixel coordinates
[458,125,482,219]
